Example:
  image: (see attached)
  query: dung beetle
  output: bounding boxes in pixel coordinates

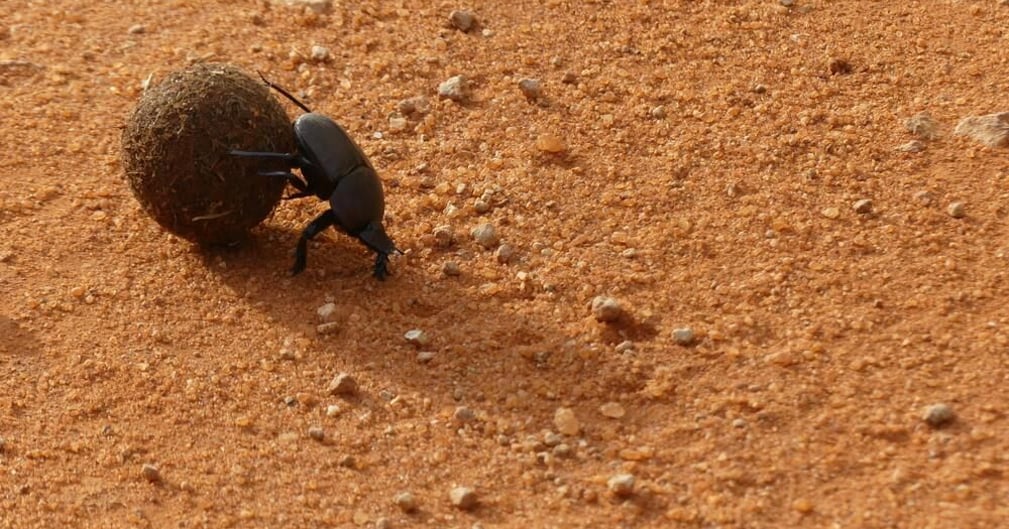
[231,73,400,279]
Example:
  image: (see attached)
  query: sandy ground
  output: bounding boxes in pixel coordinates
[2,1,1009,527]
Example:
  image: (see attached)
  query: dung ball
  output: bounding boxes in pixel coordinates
[121,63,296,245]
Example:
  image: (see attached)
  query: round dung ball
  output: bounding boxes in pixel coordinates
[121,63,296,245]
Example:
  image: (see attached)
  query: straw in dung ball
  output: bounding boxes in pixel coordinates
[121,63,296,245]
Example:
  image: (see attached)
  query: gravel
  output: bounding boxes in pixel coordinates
[495,243,515,264]
[404,329,430,347]
[310,45,329,62]
[672,327,695,346]
[141,463,161,483]
[395,491,418,513]
[327,373,359,396]
[449,486,478,510]
[518,78,543,101]
[317,302,338,321]
[853,199,873,214]
[308,426,325,441]
[591,296,623,322]
[947,202,966,219]
[553,407,580,436]
[471,223,500,249]
[449,10,477,32]
[438,75,468,102]
[442,261,461,276]
[923,403,955,427]
[607,473,635,497]
[599,402,626,418]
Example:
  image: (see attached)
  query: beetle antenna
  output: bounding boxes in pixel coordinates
[257,70,313,114]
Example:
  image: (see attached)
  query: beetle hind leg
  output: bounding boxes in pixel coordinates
[292,210,335,276]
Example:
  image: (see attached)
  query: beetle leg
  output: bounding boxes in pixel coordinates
[229,150,309,168]
[291,210,335,276]
[355,222,400,280]
[257,171,310,194]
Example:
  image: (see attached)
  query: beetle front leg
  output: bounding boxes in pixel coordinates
[257,170,311,199]
[229,150,310,168]
[292,210,335,276]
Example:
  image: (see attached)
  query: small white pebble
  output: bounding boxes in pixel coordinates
[947,202,966,219]
[325,404,342,417]
[673,327,695,346]
[853,199,873,214]
[317,302,338,322]
[310,45,329,62]
[416,351,436,364]
[553,407,580,436]
[649,105,666,119]
[316,322,339,335]
[438,75,468,102]
[395,491,418,513]
[591,296,623,323]
[450,486,478,510]
[404,329,429,347]
[128,24,146,35]
[607,474,636,497]
[923,403,955,427]
[599,402,626,419]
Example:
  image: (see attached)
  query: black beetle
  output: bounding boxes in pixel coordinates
[231,73,399,279]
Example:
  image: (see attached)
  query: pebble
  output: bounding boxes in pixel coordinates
[432,225,455,248]
[128,24,146,35]
[820,207,840,219]
[853,199,873,214]
[316,322,340,335]
[543,432,563,447]
[141,464,161,483]
[553,407,580,436]
[923,403,955,427]
[404,329,430,347]
[0,437,5,452]
[599,402,626,419]
[561,72,578,84]
[615,340,635,353]
[272,0,333,14]
[473,198,491,214]
[442,261,461,276]
[389,116,408,131]
[590,296,623,323]
[310,45,329,62]
[317,302,338,322]
[897,140,925,152]
[518,78,543,101]
[905,112,940,140]
[417,351,436,363]
[947,202,966,219]
[449,10,477,32]
[398,96,431,116]
[649,105,666,119]
[495,243,515,264]
[453,406,477,423]
[471,223,500,249]
[779,0,795,6]
[395,491,418,513]
[672,327,695,346]
[327,373,359,396]
[325,404,342,417]
[438,75,468,102]
[308,426,325,441]
[953,112,1009,147]
[607,473,636,497]
[536,133,567,153]
[450,486,478,510]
